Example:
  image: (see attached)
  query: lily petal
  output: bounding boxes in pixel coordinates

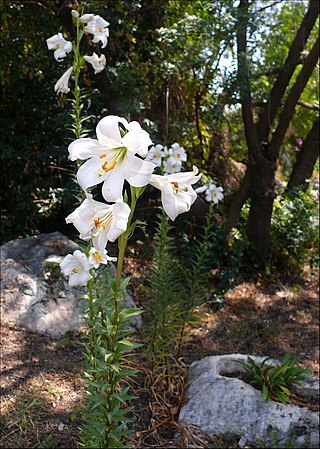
[69,269,92,287]
[121,155,155,187]
[101,170,125,202]
[68,138,102,161]
[107,201,131,241]
[122,128,153,156]
[96,115,128,148]
[77,157,108,190]
[65,194,107,238]
[92,230,108,253]
[161,191,194,221]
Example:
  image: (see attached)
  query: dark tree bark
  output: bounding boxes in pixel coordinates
[231,0,319,266]
[287,116,319,191]
[224,0,319,247]
[257,0,319,143]
[246,158,275,264]
[224,166,252,237]
[236,0,275,264]
[246,38,319,265]
[268,38,319,163]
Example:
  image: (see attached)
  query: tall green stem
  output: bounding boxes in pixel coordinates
[105,186,140,448]
[72,17,84,140]
[87,275,96,369]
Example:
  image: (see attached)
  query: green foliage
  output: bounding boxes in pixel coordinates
[80,265,142,448]
[271,187,319,272]
[146,206,219,363]
[146,210,183,366]
[14,393,38,433]
[236,353,313,405]
[178,207,216,311]
[0,2,75,242]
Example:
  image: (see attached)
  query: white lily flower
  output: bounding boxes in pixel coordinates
[71,10,80,18]
[195,185,207,194]
[54,66,73,95]
[65,194,131,251]
[79,13,95,23]
[150,166,201,221]
[145,144,165,166]
[163,155,182,174]
[168,143,187,162]
[46,33,72,62]
[84,53,106,74]
[84,15,110,48]
[89,247,117,268]
[60,250,93,287]
[205,184,224,204]
[68,115,155,202]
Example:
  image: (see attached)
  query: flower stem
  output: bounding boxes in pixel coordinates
[87,275,96,368]
[105,187,140,447]
[73,17,82,139]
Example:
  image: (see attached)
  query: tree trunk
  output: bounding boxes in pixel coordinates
[224,165,252,237]
[287,116,319,191]
[247,155,276,265]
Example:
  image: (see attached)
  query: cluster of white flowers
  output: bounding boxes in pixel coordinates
[46,10,109,95]
[145,142,187,174]
[195,182,224,204]
[60,115,201,286]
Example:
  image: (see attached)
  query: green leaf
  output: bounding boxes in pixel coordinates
[279,385,291,396]
[120,277,131,290]
[118,308,144,323]
[262,385,269,402]
[275,391,290,404]
[115,339,143,350]
[113,387,135,403]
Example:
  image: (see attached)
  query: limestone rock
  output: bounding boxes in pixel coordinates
[178,354,319,448]
[1,232,142,337]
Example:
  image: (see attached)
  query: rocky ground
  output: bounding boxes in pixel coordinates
[0,256,319,448]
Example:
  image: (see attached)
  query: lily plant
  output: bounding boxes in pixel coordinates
[47,6,203,448]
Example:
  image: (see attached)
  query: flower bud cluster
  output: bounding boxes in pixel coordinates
[46,10,109,95]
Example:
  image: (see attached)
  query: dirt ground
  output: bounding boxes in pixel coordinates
[0,261,319,448]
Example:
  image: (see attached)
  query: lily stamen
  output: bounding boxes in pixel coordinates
[94,218,102,228]
[92,252,103,263]
[102,160,117,172]
[99,146,127,175]
[93,211,113,237]
[171,181,188,193]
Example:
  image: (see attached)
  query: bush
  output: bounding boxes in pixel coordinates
[271,187,319,272]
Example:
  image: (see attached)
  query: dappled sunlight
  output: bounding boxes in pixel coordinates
[1,0,319,447]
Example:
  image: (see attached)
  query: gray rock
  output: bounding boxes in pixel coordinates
[1,232,142,337]
[178,354,319,448]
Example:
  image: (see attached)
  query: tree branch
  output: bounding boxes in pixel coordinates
[252,58,303,78]
[237,0,260,160]
[269,38,319,162]
[287,116,319,191]
[256,0,284,13]
[257,0,319,143]
[297,101,319,111]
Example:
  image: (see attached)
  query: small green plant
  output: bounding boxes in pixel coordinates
[236,353,313,404]
[14,394,38,433]
[146,210,184,370]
